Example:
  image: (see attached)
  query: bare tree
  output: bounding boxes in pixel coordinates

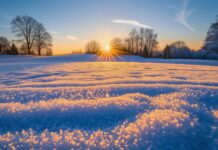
[110,38,125,52]
[129,29,138,54]
[139,28,145,55]
[85,40,101,54]
[19,44,28,55]
[35,23,52,56]
[135,33,140,54]
[124,38,131,53]
[11,16,39,55]
[124,28,158,57]
[142,29,158,57]
[45,49,53,56]
[0,36,10,54]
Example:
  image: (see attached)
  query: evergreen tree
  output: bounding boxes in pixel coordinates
[163,45,171,59]
[0,36,10,54]
[10,43,19,55]
[169,41,192,58]
[203,15,218,53]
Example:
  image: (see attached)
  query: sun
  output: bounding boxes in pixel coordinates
[104,45,111,53]
[98,44,123,62]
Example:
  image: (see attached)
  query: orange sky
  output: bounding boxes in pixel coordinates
[53,36,204,55]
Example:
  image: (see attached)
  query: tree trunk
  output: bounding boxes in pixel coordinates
[38,48,41,55]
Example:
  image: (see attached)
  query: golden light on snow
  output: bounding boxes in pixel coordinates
[0,57,218,149]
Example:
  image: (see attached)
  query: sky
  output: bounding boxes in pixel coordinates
[0,0,217,55]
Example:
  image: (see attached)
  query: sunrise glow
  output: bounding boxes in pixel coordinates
[0,0,218,149]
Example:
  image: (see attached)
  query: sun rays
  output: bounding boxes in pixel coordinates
[95,44,128,62]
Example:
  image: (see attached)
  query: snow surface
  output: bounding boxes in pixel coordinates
[0,54,218,149]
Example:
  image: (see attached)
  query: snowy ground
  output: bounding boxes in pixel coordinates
[0,54,218,149]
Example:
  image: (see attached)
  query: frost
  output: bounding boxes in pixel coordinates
[0,55,218,149]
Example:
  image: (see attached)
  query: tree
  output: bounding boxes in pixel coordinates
[169,41,192,58]
[35,23,52,55]
[0,36,10,54]
[139,28,145,55]
[143,45,149,57]
[11,16,39,55]
[45,49,53,56]
[171,41,187,48]
[129,29,138,54]
[203,15,218,53]
[110,38,126,54]
[85,40,101,54]
[124,38,131,54]
[135,33,140,54]
[163,45,171,59]
[9,43,19,55]
[143,29,158,57]
[19,44,28,54]
[124,28,158,57]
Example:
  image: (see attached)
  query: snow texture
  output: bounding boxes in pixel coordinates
[0,54,218,149]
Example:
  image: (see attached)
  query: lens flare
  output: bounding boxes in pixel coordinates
[97,44,127,62]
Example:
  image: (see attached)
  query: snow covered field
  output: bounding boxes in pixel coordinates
[0,54,218,149]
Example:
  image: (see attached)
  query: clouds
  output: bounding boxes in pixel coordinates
[0,25,78,41]
[112,19,153,29]
[49,31,78,41]
[174,0,196,31]
[48,31,59,34]
[66,35,78,40]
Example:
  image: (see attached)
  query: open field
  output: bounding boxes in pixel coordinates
[0,55,218,149]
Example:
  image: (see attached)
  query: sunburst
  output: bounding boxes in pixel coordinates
[97,44,127,62]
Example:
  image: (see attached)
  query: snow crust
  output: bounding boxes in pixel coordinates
[0,55,218,149]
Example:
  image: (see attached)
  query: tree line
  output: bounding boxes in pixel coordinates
[0,16,52,56]
[1,15,218,59]
[162,15,218,60]
[85,28,158,57]
[0,37,18,55]
[85,15,218,60]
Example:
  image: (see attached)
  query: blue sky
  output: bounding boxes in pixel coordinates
[0,0,217,54]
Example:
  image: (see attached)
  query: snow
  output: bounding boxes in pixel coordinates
[0,54,218,149]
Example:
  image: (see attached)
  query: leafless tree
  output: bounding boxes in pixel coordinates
[124,38,131,53]
[0,36,10,54]
[129,29,138,54]
[110,38,125,52]
[45,49,53,56]
[35,23,52,55]
[139,28,145,55]
[124,28,158,57]
[11,16,39,55]
[19,44,28,54]
[135,33,140,54]
[85,40,101,54]
[139,29,158,57]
